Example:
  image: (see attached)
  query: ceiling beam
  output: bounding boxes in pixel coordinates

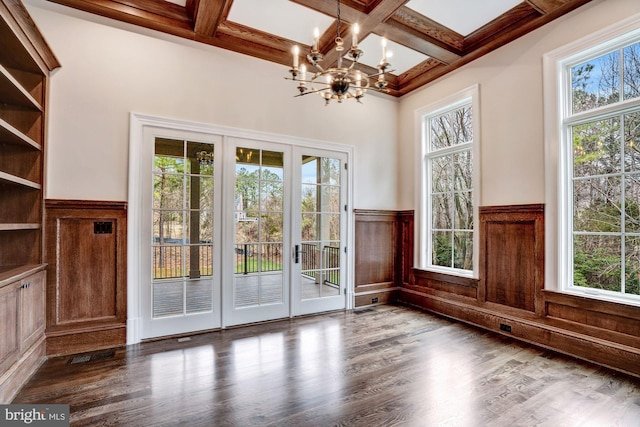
[192,0,228,37]
[293,0,461,67]
[213,21,300,67]
[397,0,594,96]
[463,2,538,53]
[525,0,568,14]
[389,6,463,51]
[45,0,597,98]
[47,0,193,34]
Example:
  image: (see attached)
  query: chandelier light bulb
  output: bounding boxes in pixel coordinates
[381,37,387,61]
[352,23,359,47]
[313,27,320,51]
[292,45,299,69]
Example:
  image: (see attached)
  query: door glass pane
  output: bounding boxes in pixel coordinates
[300,155,341,300]
[234,148,285,308]
[152,138,214,318]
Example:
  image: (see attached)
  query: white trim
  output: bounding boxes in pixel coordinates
[414,85,481,278]
[543,12,640,305]
[127,113,355,344]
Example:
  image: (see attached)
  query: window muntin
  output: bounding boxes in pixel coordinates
[152,138,215,316]
[424,103,474,273]
[565,39,640,300]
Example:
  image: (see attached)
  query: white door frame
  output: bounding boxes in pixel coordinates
[128,113,355,345]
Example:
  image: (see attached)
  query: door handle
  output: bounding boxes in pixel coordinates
[294,245,300,264]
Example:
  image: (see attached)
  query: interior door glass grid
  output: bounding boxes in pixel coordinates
[152,138,215,317]
[301,156,342,299]
[234,148,285,307]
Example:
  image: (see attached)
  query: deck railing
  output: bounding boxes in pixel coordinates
[301,243,340,286]
[234,243,282,275]
[153,243,339,284]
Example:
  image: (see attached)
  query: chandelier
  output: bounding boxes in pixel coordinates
[196,150,213,166]
[286,0,392,105]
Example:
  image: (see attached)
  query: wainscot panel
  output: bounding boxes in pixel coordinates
[353,210,413,307]
[397,205,640,377]
[45,200,127,356]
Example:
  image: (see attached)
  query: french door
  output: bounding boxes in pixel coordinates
[292,147,348,315]
[222,139,291,326]
[138,126,348,339]
[142,128,222,339]
[223,141,348,326]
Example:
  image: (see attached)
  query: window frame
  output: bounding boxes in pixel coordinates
[415,85,481,278]
[544,13,640,306]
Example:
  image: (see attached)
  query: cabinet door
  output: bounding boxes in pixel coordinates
[19,271,45,352]
[0,283,18,374]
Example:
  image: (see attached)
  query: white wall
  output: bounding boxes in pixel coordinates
[397,0,640,210]
[26,1,398,209]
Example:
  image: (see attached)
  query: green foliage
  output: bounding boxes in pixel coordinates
[433,233,452,267]
[235,259,282,274]
[573,244,621,291]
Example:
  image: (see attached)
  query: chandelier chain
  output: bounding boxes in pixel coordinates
[336,0,341,40]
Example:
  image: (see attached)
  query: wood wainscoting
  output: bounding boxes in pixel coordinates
[396,204,640,377]
[44,200,127,356]
[353,210,413,307]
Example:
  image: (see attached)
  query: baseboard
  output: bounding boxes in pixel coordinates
[355,288,399,307]
[46,325,126,357]
[0,336,46,403]
[398,289,640,378]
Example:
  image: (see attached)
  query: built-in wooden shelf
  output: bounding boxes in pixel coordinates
[0,263,45,288]
[0,171,41,189]
[0,223,41,231]
[0,117,40,150]
[0,64,42,111]
[0,0,59,404]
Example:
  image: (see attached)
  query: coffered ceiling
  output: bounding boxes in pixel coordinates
[44,0,595,97]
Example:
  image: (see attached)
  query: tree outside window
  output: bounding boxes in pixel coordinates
[569,41,640,297]
[424,102,474,273]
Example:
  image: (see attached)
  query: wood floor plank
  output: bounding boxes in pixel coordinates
[12,305,640,426]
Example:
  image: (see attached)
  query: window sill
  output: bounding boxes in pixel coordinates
[558,287,640,309]
[412,268,479,287]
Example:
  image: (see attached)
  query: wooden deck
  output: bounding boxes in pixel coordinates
[153,274,340,316]
[13,305,640,426]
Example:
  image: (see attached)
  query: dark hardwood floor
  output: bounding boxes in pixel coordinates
[13,305,640,426]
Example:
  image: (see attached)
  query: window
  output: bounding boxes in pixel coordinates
[545,15,640,305]
[418,86,479,276]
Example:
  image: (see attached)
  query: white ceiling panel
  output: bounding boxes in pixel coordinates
[405,0,522,36]
[227,0,334,43]
[57,0,594,96]
[353,34,429,75]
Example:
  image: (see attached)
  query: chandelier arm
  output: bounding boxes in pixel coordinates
[365,69,395,79]
[365,86,391,94]
[293,87,333,97]
[284,76,318,84]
